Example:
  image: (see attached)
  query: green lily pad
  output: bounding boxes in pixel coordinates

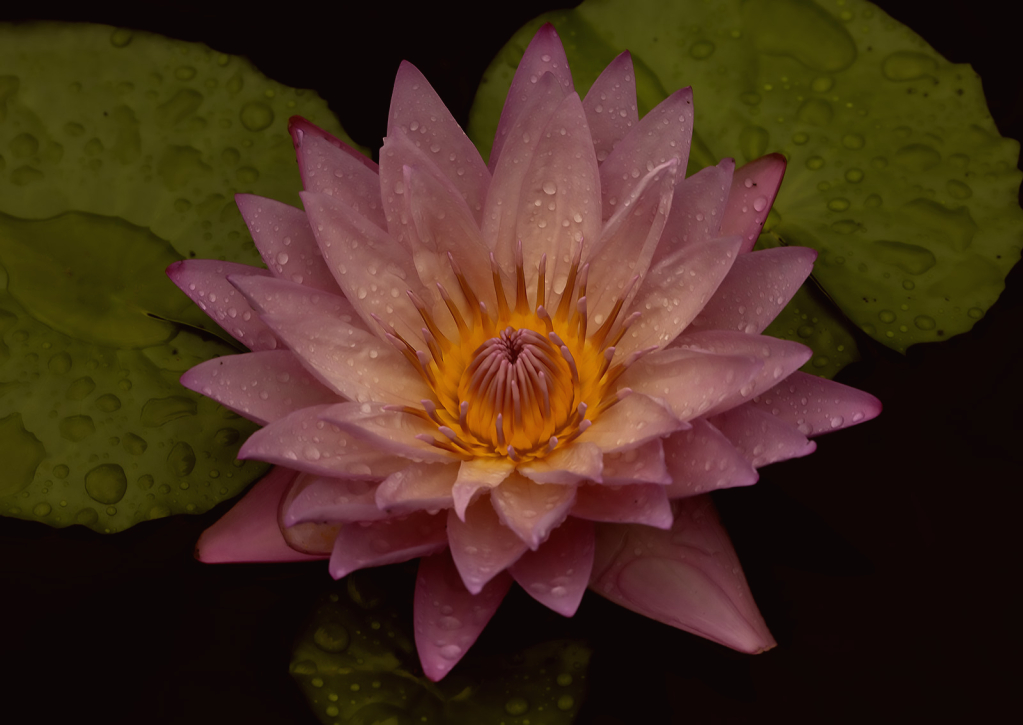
[0,22,362,531]
[468,0,1023,367]
[291,569,590,724]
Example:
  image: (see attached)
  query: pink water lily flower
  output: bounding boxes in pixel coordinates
[170,24,880,680]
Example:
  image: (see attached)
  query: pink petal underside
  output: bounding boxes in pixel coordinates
[579,391,685,454]
[687,246,817,335]
[386,61,490,226]
[230,274,429,407]
[618,346,763,423]
[661,418,758,498]
[671,330,813,410]
[294,134,387,230]
[328,509,449,580]
[585,158,679,327]
[239,404,408,479]
[319,401,458,464]
[571,482,673,529]
[490,472,578,550]
[447,496,529,594]
[196,467,327,563]
[276,472,341,556]
[496,92,602,309]
[720,153,787,254]
[652,159,735,266]
[452,457,515,520]
[582,51,639,164]
[180,349,341,425]
[235,194,341,293]
[599,86,693,223]
[289,116,378,172]
[601,439,672,485]
[166,260,279,351]
[509,516,595,617]
[616,234,743,356]
[748,370,882,436]
[490,23,574,171]
[519,441,604,485]
[708,404,816,468]
[589,496,776,654]
[283,473,386,526]
[300,190,426,349]
[415,550,512,681]
[375,461,458,515]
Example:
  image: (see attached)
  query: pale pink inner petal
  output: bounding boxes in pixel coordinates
[661,419,758,498]
[447,497,529,594]
[709,404,817,468]
[328,509,449,580]
[414,551,512,681]
[288,116,378,172]
[582,51,639,164]
[720,153,787,254]
[519,441,604,485]
[601,439,672,486]
[451,457,515,520]
[320,402,458,464]
[579,392,685,454]
[571,483,673,529]
[375,461,458,514]
[294,134,386,230]
[283,474,385,526]
[653,159,734,264]
[490,472,577,550]
[509,516,595,617]
[748,370,882,435]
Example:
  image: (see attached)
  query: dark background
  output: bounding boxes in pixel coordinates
[2,1,1020,723]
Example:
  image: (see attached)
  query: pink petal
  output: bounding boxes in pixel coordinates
[452,457,515,520]
[720,153,787,254]
[447,497,529,594]
[276,475,342,555]
[571,483,673,529]
[490,472,577,550]
[653,158,734,264]
[320,402,457,464]
[239,405,407,478]
[235,194,341,293]
[688,246,817,335]
[599,87,693,223]
[180,350,340,425]
[580,391,685,453]
[601,439,672,485]
[283,474,385,526]
[618,235,743,355]
[375,461,458,514]
[661,418,758,498]
[327,509,449,579]
[231,274,429,407]
[293,134,386,230]
[582,52,639,164]
[748,370,882,436]
[619,347,763,422]
[300,190,426,348]
[509,516,595,616]
[386,61,490,226]
[490,23,574,171]
[590,496,776,653]
[519,441,604,485]
[709,404,816,468]
[414,551,512,681]
[196,467,326,563]
[166,260,279,351]
[288,116,377,172]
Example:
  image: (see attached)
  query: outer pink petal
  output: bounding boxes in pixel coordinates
[599,86,693,223]
[231,274,429,407]
[447,497,528,594]
[490,23,574,171]
[661,419,758,498]
[688,246,817,335]
[386,61,490,225]
[166,260,279,351]
[509,516,595,616]
[720,153,787,254]
[571,483,673,529]
[589,496,776,654]
[293,134,386,230]
[328,509,448,579]
[519,441,604,485]
[748,371,882,436]
[288,116,377,172]
[196,467,326,563]
[283,474,385,526]
[582,51,638,164]
[490,473,577,550]
[709,404,817,468]
[414,551,512,681]
[601,439,672,485]
[320,402,457,464]
[239,405,407,479]
[653,159,734,265]
[579,392,685,453]
[180,350,341,425]
[235,194,342,293]
[375,461,458,514]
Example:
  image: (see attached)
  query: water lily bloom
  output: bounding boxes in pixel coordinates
[170,25,881,680]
